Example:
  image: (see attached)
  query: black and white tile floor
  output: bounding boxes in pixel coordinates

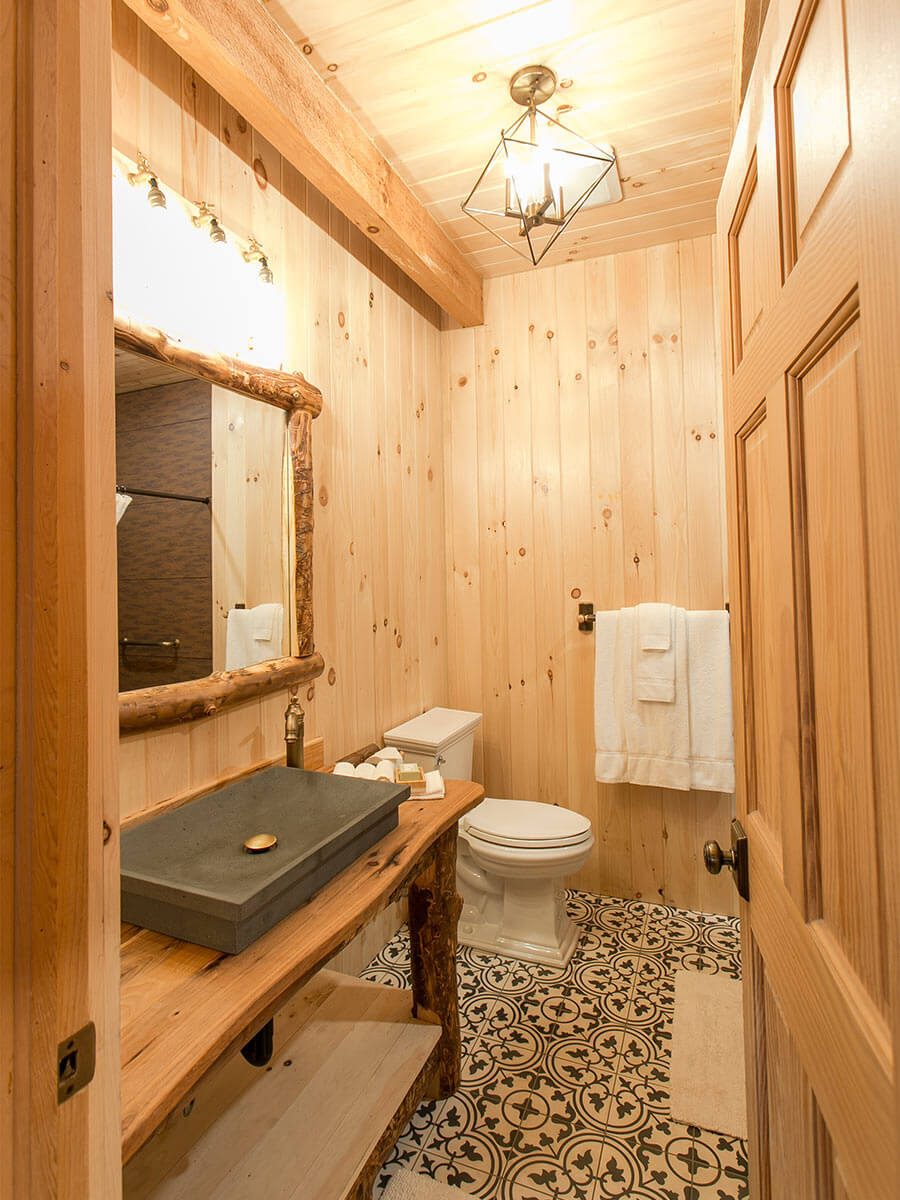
[364,891,748,1200]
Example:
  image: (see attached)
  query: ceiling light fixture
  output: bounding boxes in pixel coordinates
[128,152,167,210]
[193,201,226,244]
[462,65,622,267]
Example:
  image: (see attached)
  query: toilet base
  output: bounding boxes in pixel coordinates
[457,894,582,968]
[458,915,580,967]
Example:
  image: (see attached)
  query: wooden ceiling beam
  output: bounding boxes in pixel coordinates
[120,0,484,327]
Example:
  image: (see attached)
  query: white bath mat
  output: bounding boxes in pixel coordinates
[383,1167,468,1200]
[670,968,747,1139]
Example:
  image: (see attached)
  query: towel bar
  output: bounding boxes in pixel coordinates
[577,602,596,632]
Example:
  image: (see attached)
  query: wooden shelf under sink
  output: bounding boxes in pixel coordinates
[124,970,441,1199]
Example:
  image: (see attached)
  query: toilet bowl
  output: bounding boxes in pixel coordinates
[383,708,595,968]
[457,797,594,966]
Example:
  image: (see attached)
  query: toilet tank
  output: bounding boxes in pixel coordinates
[383,707,482,779]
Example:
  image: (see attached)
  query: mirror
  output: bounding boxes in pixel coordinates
[114,318,323,732]
[115,347,291,692]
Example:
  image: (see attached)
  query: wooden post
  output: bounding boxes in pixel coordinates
[407,826,463,1096]
[7,1,121,1196]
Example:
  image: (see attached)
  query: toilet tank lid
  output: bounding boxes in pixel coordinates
[383,707,482,752]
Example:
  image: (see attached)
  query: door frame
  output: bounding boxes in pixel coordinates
[3,2,121,1196]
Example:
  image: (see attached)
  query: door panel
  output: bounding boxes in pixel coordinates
[790,312,887,1009]
[719,0,899,1194]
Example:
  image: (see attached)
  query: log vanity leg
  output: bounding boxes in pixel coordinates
[407,825,463,1096]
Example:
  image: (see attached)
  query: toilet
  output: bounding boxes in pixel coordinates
[383,708,594,967]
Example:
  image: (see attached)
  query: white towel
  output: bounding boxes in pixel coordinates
[594,606,733,793]
[638,602,671,649]
[686,611,735,792]
[225,603,284,670]
[624,606,691,789]
[594,611,627,784]
[115,492,132,525]
[635,603,676,702]
[421,769,446,799]
[252,602,281,642]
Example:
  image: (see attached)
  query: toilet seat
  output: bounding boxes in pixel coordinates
[462,797,592,850]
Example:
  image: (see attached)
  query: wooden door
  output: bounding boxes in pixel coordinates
[3,2,121,1198]
[718,0,899,1195]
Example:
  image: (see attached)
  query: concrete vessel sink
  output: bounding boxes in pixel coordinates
[121,766,409,953]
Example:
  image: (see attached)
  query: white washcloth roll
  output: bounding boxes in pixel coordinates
[370,746,403,763]
[333,762,355,777]
[354,762,378,780]
[374,761,396,782]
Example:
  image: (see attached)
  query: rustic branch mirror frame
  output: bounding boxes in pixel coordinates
[115,317,324,732]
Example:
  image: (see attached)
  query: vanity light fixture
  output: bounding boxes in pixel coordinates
[243,236,274,284]
[128,152,167,210]
[193,200,227,244]
[461,65,622,267]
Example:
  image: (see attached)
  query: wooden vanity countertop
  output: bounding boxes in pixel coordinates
[120,779,484,1163]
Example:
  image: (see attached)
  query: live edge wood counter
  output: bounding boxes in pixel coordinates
[120,780,484,1168]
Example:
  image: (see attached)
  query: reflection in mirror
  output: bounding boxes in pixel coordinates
[115,347,291,692]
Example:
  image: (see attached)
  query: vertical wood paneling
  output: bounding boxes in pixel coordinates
[444,238,737,914]
[112,6,448,815]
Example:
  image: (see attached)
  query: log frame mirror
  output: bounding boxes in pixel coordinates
[115,316,324,731]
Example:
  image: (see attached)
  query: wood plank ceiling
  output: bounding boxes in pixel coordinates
[263,0,736,276]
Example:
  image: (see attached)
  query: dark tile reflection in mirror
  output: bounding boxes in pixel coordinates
[115,368,213,691]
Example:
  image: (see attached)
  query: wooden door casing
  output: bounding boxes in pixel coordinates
[719,0,899,1195]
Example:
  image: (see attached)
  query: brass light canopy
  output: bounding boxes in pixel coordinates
[243,236,275,284]
[128,151,167,210]
[462,64,622,267]
[193,200,227,244]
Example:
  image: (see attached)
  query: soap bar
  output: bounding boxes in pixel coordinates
[397,763,426,790]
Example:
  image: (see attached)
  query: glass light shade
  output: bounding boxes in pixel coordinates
[462,105,621,266]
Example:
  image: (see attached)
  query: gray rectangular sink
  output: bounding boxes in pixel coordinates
[121,767,409,954]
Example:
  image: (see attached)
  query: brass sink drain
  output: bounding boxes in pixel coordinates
[243,832,278,853]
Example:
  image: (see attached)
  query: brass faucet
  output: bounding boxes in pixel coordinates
[284,689,305,769]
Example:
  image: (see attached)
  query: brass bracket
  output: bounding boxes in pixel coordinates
[57,1022,96,1104]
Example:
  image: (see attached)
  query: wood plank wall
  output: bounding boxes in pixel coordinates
[112,2,448,817]
[210,385,291,670]
[443,238,738,916]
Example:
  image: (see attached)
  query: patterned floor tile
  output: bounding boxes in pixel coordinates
[368,891,748,1200]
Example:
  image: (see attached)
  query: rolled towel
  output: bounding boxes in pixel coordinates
[374,761,396,782]
[354,762,378,780]
[370,746,403,763]
[333,762,355,777]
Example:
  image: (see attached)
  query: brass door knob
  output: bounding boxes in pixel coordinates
[702,819,750,901]
[703,839,736,875]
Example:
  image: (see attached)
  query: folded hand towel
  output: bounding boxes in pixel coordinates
[638,603,672,650]
[421,770,446,799]
[252,602,281,642]
[634,603,676,702]
[225,603,284,670]
[624,607,691,789]
[686,611,735,792]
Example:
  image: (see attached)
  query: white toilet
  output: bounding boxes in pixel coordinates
[383,707,594,967]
